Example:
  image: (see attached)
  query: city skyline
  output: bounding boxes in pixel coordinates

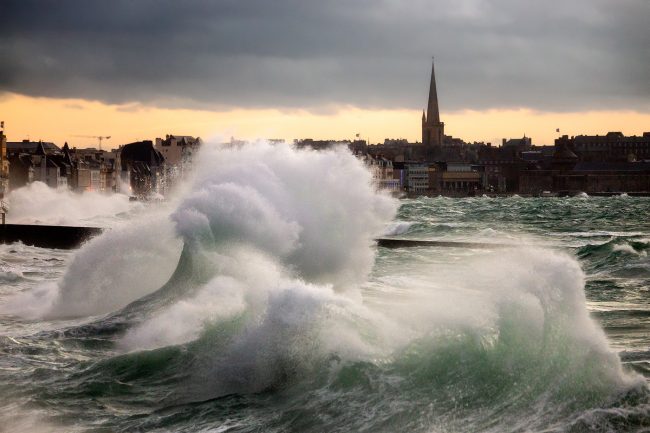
[1,0,649,147]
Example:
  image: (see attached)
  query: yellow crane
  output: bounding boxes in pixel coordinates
[73,135,111,150]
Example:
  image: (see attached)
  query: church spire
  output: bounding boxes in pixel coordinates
[422,58,445,147]
[426,58,440,125]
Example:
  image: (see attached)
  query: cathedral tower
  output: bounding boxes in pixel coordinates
[422,59,445,146]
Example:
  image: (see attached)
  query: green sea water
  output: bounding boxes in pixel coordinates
[1,196,648,432]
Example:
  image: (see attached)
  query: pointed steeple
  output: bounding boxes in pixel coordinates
[426,58,440,125]
[422,58,445,147]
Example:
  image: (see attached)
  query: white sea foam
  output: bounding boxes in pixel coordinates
[383,221,413,236]
[133,244,644,401]
[478,227,498,236]
[613,243,647,256]
[121,140,398,351]
[173,140,397,288]
[1,210,182,319]
[48,212,182,318]
[358,247,641,393]
[0,281,60,320]
[5,181,138,226]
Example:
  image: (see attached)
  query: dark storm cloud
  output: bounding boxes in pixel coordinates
[1,0,648,111]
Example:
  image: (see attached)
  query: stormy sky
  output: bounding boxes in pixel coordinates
[1,0,649,113]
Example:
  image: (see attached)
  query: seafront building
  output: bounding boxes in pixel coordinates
[364,154,401,192]
[557,132,650,163]
[7,141,69,189]
[519,143,650,195]
[117,140,166,196]
[2,134,200,198]
[6,140,114,192]
[406,164,429,193]
[154,135,202,195]
[67,145,119,192]
[0,128,9,198]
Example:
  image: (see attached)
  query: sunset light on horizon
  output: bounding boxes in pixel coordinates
[2,92,648,149]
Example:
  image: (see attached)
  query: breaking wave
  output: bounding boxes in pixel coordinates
[1,141,648,432]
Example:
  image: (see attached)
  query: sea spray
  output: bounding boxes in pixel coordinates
[0,209,182,319]
[2,141,397,323]
[383,220,414,236]
[5,181,137,226]
[48,212,183,318]
[173,141,398,287]
[121,140,398,352]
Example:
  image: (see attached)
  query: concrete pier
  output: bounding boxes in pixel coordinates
[0,224,104,249]
[0,227,514,251]
[376,238,511,249]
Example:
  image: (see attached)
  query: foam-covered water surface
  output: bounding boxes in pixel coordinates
[0,143,648,432]
[4,181,142,226]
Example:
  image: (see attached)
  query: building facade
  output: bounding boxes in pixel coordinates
[557,132,650,162]
[0,128,8,197]
[406,163,430,193]
[119,140,165,197]
[154,135,201,194]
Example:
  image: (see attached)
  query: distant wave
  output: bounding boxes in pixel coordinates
[383,221,413,236]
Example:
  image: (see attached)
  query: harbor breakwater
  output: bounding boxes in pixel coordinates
[0,224,103,249]
[0,223,509,251]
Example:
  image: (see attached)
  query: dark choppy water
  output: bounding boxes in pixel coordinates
[1,195,649,432]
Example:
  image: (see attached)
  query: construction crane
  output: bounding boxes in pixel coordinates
[73,135,111,150]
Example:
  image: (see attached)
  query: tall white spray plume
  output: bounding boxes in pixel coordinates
[121,140,399,350]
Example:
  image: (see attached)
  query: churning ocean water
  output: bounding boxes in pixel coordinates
[0,142,649,432]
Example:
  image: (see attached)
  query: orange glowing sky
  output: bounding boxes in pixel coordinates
[2,93,649,150]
